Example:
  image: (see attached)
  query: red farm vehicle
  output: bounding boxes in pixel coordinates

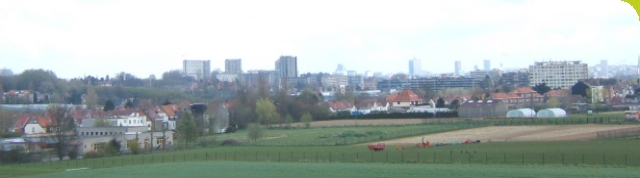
[368,143,386,151]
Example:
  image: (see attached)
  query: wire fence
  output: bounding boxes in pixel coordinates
[597,127,640,139]
[3,150,640,171]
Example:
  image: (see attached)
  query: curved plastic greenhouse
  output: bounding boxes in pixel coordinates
[536,108,567,118]
[506,108,536,118]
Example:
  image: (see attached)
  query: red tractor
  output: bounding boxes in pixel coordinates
[416,137,431,148]
[368,143,386,151]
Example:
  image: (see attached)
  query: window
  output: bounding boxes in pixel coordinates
[157,137,164,146]
[93,143,105,151]
[32,127,35,133]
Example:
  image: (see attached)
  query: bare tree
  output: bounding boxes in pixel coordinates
[47,104,78,160]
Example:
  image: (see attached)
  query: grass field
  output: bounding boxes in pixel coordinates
[196,121,481,147]
[22,161,640,178]
[193,112,632,147]
[3,139,640,177]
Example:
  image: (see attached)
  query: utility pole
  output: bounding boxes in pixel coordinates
[149,110,154,154]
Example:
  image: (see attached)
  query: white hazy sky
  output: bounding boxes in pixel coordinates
[1,0,639,79]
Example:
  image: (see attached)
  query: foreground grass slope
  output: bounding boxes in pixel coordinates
[26,161,640,178]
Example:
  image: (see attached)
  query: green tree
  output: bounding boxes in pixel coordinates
[47,104,77,160]
[449,99,460,110]
[94,118,113,127]
[283,114,294,129]
[547,98,559,108]
[247,123,265,142]
[178,111,198,149]
[532,83,551,95]
[104,100,115,111]
[255,98,279,125]
[125,99,134,108]
[128,140,141,155]
[85,86,98,109]
[162,99,172,105]
[104,138,121,156]
[436,98,445,108]
[586,88,593,104]
[300,112,313,129]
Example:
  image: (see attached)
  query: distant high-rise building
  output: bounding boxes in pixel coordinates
[637,55,640,76]
[275,56,298,78]
[409,58,421,77]
[529,61,588,89]
[334,64,347,76]
[483,59,490,71]
[600,60,608,78]
[225,59,242,75]
[183,59,211,80]
[474,65,479,71]
[347,70,357,76]
[455,61,462,76]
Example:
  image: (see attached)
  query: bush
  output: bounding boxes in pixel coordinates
[199,137,216,147]
[220,139,241,146]
[68,149,78,160]
[104,138,121,156]
[247,123,265,142]
[83,151,103,159]
[129,141,141,155]
[224,126,238,133]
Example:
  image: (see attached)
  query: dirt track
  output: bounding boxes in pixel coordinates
[378,125,640,144]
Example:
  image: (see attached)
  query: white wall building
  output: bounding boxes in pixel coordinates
[529,61,588,89]
[183,59,211,80]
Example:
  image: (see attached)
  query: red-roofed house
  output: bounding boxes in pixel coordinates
[491,87,545,108]
[387,89,423,107]
[355,99,389,114]
[323,100,356,113]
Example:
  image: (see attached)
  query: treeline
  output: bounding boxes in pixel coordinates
[228,77,332,129]
[0,69,208,106]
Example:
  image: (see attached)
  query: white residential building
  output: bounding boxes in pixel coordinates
[529,61,588,89]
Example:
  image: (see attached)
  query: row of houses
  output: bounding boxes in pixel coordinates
[3,103,206,155]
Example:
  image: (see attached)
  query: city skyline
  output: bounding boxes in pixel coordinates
[0,0,639,79]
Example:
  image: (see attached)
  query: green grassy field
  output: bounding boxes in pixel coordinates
[22,161,640,178]
[192,112,632,147]
[195,122,481,147]
[3,139,640,177]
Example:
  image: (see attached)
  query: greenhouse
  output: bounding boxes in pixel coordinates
[536,108,567,118]
[506,108,536,118]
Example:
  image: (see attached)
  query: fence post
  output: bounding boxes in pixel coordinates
[485,153,488,164]
[582,153,584,164]
[401,152,403,163]
[562,153,564,165]
[625,154,628,167]
[521,153,524,165]
[357,152,359,162]
[206,153,208,161]
[433,152,436,163]
[450,152,452,163]
[329,152,331,162]
[542,153,544,165]
[603,154,606,165]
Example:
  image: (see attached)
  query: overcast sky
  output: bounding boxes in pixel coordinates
[1,0,639,79]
